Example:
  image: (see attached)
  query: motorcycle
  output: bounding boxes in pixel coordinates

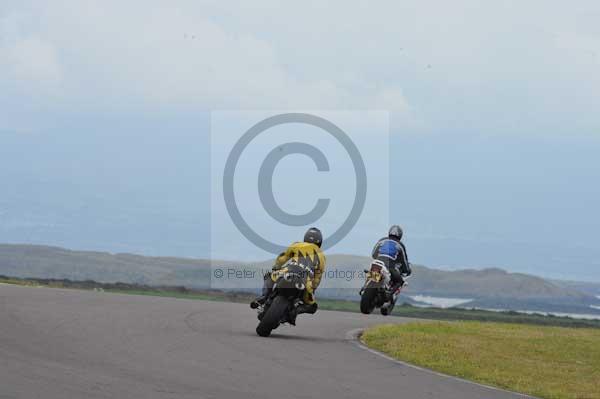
[359,259,408,316]
[255,259,313,337]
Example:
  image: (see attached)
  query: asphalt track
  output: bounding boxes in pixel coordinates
[0,284,532,399]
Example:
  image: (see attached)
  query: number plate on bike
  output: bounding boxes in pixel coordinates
[370,263,382,272]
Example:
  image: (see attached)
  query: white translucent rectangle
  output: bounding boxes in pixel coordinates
[210,110,390,290]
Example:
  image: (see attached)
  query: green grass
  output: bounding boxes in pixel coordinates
[386,304,600,328]
[362,321,600,399]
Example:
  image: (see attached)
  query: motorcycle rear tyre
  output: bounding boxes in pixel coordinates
[360,288,378,314]
[256,295,289,337]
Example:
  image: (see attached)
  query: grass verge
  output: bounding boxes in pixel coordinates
[362,321,600,399]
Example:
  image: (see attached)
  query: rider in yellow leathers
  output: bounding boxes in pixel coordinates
[250,227,326,316]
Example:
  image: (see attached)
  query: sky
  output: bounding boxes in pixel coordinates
[1,1,600,281]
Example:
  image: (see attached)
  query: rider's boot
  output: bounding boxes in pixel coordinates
[297,302,318,315]
[382,290,399,315]
[288,302,318,325]
[250,273,274,309]
[250,296,266,309]
[388,278,405,297]
[382,281,404,315]
[386,283,398,301]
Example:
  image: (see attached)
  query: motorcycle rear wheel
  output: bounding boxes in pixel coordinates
[256,295,289,337]
[360,287,378,314]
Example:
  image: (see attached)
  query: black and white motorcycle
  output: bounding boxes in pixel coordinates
[359,259,409,316]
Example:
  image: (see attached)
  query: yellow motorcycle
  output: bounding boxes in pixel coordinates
[255,259,313,337]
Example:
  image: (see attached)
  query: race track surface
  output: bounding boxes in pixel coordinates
[0,284,530,399]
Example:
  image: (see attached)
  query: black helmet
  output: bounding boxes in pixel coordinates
[304,227,323,248]
[388,225,403,240]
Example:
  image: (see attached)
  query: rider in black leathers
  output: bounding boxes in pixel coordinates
[371,225,412,294]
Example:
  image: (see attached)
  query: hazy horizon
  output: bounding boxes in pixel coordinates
[2,1,599,282]
[2,120,599,282]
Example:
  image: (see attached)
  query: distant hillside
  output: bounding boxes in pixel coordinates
[321,255,587,299]
[1,244,599,315]
[321,255,600,313]
[0,244,222,288]
[552,280,600,297]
